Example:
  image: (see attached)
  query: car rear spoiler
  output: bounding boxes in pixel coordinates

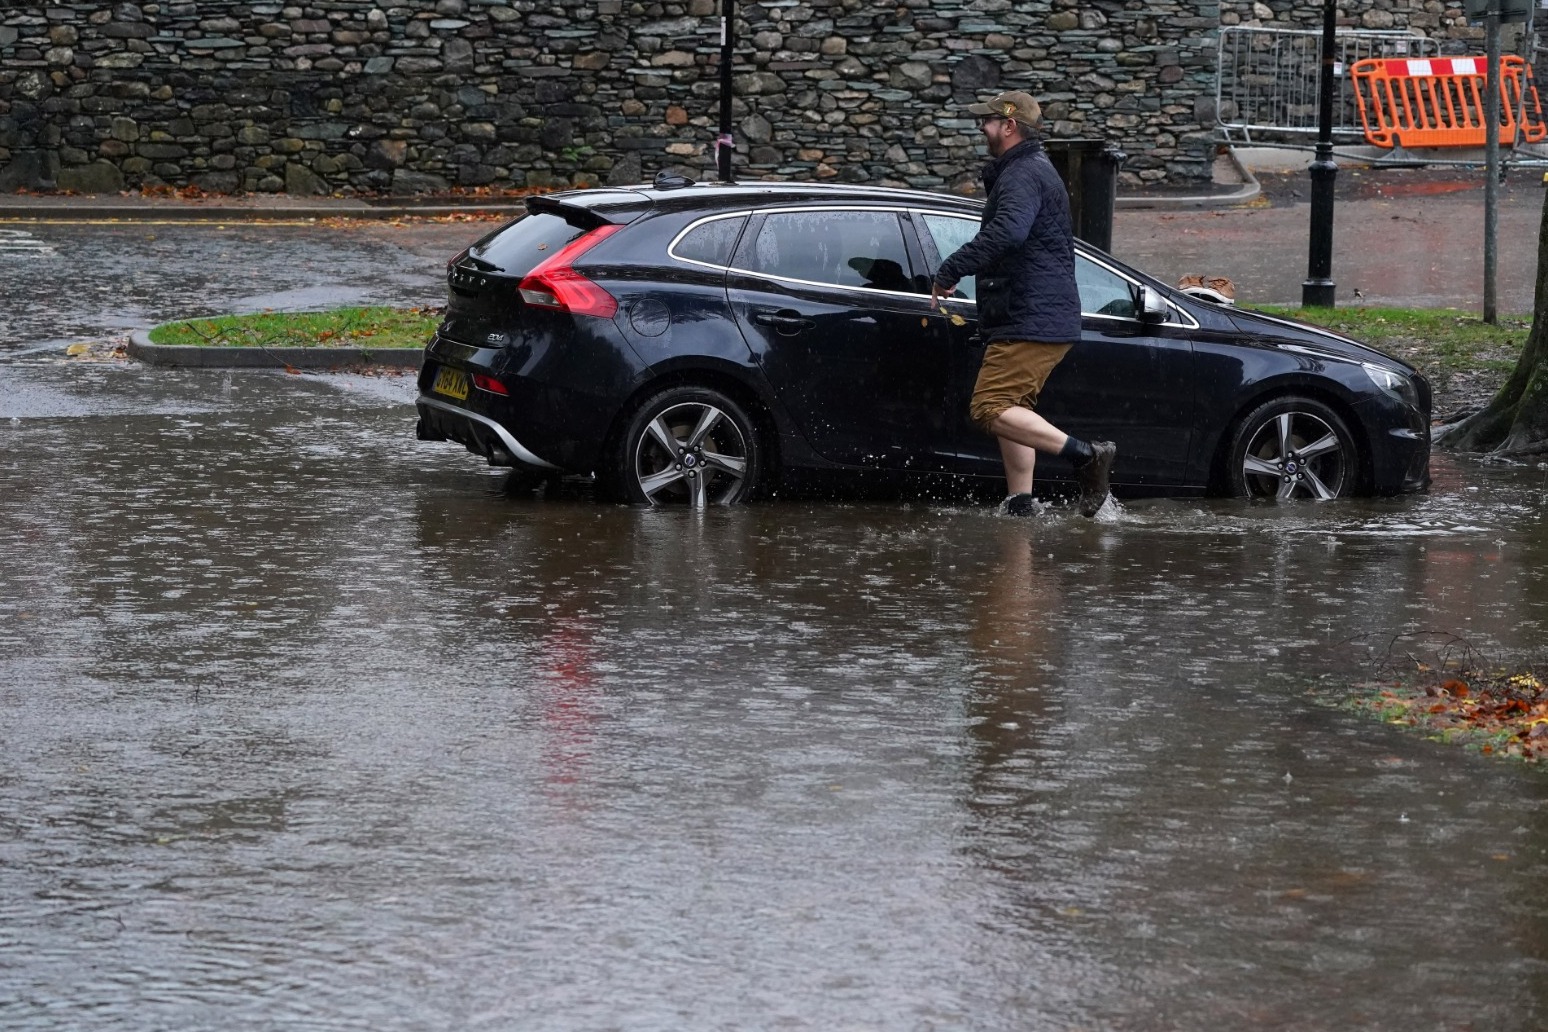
[527,191,651,229]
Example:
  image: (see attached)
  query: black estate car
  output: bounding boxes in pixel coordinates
[415,179,1430,506]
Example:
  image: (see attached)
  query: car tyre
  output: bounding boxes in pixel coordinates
[1227,395,1359,500]
[603,386,762,506]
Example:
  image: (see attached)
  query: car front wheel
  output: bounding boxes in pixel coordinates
[605,386,762,506]
[1227,395,1359,500]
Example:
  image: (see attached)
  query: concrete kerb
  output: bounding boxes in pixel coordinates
[1115,147,1262,210]
[128,329,424,370]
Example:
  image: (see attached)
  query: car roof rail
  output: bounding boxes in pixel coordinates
[653,169,696,190]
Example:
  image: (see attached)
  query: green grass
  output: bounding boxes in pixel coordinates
[1249,304,1530,380]
[148,306,440,349]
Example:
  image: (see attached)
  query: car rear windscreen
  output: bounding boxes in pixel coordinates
[469,212,589,276]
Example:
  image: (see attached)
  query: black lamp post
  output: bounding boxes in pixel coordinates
[1302,0,1338,308]
[717,0,735,183]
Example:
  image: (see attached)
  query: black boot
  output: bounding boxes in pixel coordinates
[996,492,1043,517]
[1075,441,1116,517]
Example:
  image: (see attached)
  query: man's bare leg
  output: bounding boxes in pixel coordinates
[989,406,1068,461]
[997,437,1037,495]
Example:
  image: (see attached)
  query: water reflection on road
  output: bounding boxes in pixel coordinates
[5,359,1548,1030]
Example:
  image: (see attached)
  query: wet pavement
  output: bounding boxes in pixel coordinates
[1115,168,1546,311]
[6,185,1548,1028]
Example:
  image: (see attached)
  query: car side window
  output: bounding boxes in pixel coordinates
[1077,254,1139,319]
[918,213,978,301]
[673,215,747,267]
[740,210,922,293]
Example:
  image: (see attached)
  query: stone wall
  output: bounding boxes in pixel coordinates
[0,0,1506,196]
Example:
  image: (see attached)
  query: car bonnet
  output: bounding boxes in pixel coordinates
[1224,306,1418,374]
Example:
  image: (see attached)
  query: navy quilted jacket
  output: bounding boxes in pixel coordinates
[934,138,1082,344]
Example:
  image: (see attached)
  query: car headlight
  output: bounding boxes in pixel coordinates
[1362,362,1420,410]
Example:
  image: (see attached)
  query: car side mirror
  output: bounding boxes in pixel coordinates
[1137,285,1169,323]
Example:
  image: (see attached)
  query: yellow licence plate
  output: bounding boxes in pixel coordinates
[432,366,469,401]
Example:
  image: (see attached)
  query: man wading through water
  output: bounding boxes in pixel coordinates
[930,90,1116,517]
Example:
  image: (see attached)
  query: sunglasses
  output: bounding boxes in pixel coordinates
[978,114,1008,128]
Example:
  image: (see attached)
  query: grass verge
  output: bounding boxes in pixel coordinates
[1310,633,1548,763]
[148,306,441,349]
[1336,670,1548,762]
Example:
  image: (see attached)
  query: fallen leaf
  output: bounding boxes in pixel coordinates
[66,343,89,356]
[949,313,967,326]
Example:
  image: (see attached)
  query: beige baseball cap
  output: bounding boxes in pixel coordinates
[966,90,1043,128]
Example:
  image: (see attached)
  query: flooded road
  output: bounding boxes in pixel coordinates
[0,219,471,353]
[6,353,1548,1030]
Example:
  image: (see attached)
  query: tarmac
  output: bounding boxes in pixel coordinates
[1,155,1541,312]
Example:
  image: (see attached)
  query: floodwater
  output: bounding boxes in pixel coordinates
[0,220,465,353]
[6,352,1548,1030]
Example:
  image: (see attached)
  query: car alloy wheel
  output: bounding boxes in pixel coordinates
[1228,395,1357,501]
[612,386,761,507]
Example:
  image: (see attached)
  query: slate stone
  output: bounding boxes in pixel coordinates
[285,161,327,194]
[391,168,450,193]
[0,150,59,189]
[951,54,1001,91]
[366,138,407,168]
[56,159,124,192]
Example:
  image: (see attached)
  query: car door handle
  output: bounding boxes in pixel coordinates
[751,309,813,333]
[967,334,984,346]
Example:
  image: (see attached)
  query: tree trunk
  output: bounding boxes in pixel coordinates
[1440,186,1548,455]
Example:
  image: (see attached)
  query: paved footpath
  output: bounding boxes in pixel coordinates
[1114,168,1544,312]
[2,166,1541,312]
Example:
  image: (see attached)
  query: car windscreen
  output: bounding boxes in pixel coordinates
[468,211,589,276]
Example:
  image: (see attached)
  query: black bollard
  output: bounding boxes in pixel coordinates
[1302,0,1338,308]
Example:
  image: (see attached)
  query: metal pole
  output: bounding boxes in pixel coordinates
[1484,7,1501,324]
[1302,0,1338,308]
[717,0,735,183]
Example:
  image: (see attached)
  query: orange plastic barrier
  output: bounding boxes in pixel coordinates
[1350,55,1547,148]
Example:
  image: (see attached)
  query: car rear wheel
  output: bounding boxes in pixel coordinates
[1227,395,1359,500]
[605,386,762,506]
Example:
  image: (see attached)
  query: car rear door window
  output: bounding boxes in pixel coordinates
[469,212,588,275]
[672,214,747,267]
[740,210,919,293]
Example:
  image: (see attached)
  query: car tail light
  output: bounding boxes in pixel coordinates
[472,373,508,395]
[517,224,624,318]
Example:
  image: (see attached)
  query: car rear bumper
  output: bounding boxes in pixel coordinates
[415,394,560,471]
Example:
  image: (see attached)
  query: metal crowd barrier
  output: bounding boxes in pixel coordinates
[1216,25,1440,142]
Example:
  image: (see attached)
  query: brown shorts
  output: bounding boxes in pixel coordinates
[969,340,1074,429]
